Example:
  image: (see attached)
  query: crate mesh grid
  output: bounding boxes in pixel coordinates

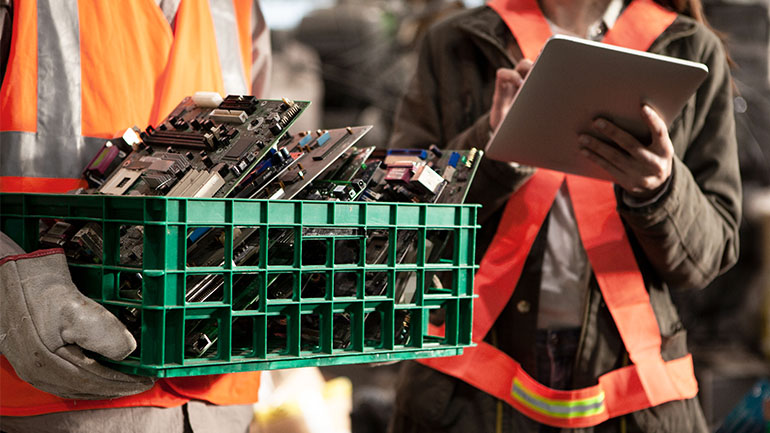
[1,193,477,377]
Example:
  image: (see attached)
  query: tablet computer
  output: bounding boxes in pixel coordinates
[485,34,709,181]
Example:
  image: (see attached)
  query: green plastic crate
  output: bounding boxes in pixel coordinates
[0,193,477,377]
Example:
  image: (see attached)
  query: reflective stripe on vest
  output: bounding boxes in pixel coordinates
[418,0,699,428]
[0,0,251,190]
[0,0,260,415]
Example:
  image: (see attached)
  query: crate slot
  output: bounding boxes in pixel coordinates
[233,226,262,267]
[364,229,389,265]
[363,310,385,349]
[266,314,289,355]
[301,239,327,266]
[334,238,361,265]
[117,271,144,302]
[364,271,388,297]
[427,304,451,346]
[231,315,259,358]
[425,270,455,297]
[333,271,359,298]
[119,224,145,267]
[185,273,226,303]
[185,318,220,360]
[395,271,418,304]
[300,312,322,353]
[394,309,414,347]
[395,229,420,264]
[267,228,295,266]
[334,312,353,350]
[426,229,454,264]
[300,272,327,299]
[232,272,262,310]
[186,226,226,268]
[267,272,294,300]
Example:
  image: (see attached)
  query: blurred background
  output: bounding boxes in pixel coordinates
[252,1,770,431]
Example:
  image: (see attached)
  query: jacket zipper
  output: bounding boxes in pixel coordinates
[573,277,594,375]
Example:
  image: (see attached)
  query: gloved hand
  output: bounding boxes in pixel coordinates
[0,232,155,399]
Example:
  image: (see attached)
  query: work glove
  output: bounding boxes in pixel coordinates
[0,232,155,399]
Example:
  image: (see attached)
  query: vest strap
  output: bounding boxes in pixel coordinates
[421,340,697,428]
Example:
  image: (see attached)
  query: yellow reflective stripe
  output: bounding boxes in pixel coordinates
[511,378,606,419]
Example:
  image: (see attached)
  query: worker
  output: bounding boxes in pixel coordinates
[0,1,271,432]
[387,0,740,431]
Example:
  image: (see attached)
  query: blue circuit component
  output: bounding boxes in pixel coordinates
[316,131,331,147]
[188,227,211,244]
[299,134,313,147]
[448,152,461,168]
[249,149,277,177]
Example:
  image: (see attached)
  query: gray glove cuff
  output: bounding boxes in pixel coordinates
[0,249,155,399]
[0,231,25,258]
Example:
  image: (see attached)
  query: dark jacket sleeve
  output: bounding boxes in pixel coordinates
[619,27,742,290]
[387,29,492,153]
[0,0,11,85]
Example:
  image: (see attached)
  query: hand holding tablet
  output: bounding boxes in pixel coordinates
[485,34,709,182]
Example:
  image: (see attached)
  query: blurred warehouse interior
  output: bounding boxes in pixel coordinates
[257,1,770,431]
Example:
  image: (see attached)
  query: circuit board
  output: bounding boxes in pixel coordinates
[237,126,373,200]
[295,146,482,205]
[95,95,310,198]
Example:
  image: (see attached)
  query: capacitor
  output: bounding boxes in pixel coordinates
[429,144,443,157]
[216,163,230,177]
[467,148,478,168]
[271,150,286,166]
[201,155,214,169]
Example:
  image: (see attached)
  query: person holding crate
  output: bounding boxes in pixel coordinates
[387,0,740,431]
[0,1,271,432]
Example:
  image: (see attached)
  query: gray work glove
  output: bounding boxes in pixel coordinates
[0,233,155,399]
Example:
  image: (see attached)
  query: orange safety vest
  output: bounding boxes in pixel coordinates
[419,0,699,428]
[0,0,260,416]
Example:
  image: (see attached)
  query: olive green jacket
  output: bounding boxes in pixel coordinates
[388,6,741,433]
